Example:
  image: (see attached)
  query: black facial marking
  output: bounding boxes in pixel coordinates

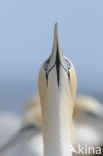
[45,64,55,85]
[46,72,48,85]
[68,72,70,80]
[55,45,60,86]
[44,48,71,86]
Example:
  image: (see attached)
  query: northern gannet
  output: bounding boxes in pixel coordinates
[74,95,103,148]
[0,23,77,156]
[38,22,77,156]
[0,99,43,156]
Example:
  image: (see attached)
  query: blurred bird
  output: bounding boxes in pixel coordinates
[74,95,103,149]
[0,23,103,156]
[0,98,43,156]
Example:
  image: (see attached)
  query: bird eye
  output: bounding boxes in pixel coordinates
[44,60,49,71]
[64,58,71,70]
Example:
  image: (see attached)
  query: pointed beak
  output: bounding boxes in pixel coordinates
[50,23,65,67]
[44,23,71,86]
[47,23,67,86]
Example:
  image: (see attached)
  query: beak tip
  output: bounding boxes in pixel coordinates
[54,22,59,45]
[50,23,65,71]
[55,22,58,28]
[55,22,58,35]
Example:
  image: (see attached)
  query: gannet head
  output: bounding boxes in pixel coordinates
[38,23,77,105]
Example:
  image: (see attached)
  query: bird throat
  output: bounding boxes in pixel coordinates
[42,87,72,156]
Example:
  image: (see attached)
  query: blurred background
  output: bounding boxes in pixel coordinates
[0,0,103,114]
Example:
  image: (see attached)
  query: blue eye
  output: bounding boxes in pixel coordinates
[44,60,49,71]
[64,58,71,70]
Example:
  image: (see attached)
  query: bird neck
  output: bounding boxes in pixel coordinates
[41,86,73,156]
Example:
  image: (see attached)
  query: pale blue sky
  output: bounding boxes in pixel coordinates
[0,0,103,112]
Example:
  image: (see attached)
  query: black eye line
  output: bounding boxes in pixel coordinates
[45,62,71,85]
[60,63,71,79]
[45,64,55,85]
[48,64,55,74]
[60,64,69,73]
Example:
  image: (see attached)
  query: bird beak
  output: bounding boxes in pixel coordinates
[46,23,67,86]
[50,23,66,68]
